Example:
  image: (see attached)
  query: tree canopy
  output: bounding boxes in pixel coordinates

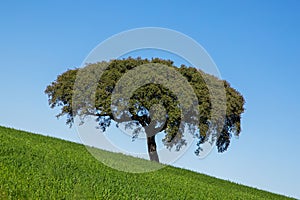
[45,57,245,162]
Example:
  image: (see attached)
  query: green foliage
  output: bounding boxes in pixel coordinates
[45,57,245,156]
[0,126,293,199]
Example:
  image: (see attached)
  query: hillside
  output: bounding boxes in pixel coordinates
[0,126,294,199]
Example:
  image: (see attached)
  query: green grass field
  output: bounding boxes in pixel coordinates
[0,126,294,199]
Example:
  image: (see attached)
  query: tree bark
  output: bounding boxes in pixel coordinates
[146,135,159,162]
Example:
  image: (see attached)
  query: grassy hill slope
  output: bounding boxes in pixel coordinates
[0,126,294,199]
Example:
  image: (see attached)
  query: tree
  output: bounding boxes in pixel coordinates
[45,57,245,162]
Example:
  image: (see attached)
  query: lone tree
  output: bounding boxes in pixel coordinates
[45,57,245,162]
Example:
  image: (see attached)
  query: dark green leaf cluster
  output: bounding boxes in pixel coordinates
[45,68,78,125]
[45,57,245,154]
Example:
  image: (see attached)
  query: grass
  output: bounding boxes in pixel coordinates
[0,126,295,199]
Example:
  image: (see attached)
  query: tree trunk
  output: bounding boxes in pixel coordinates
[146,135,159,162]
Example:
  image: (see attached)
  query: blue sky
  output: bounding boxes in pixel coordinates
[0,0,299,198]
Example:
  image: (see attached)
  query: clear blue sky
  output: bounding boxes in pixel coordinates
[0,1,299,198]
